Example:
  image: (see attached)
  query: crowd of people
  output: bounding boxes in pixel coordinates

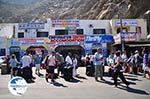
[106,49,150,79]
[8,51,78,83]
[7,48,150,87]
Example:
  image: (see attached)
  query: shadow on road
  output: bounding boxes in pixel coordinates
[126,77,142,81]
[53,81,68,88]
[69,78,83,83]
[96,79,114,85]
[118,85,149,95]
[76,75,87,80]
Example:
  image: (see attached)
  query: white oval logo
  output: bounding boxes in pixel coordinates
[8,76,28,96]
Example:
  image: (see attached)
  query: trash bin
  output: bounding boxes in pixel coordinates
[1,64,8,75]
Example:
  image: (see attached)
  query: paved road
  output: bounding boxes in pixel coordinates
[0,67,150,99]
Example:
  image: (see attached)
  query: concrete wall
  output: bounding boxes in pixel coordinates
[0,23,15,38]
[49,20,111,35]
[110,19,147,40]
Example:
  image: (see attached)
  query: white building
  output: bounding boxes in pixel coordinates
[0,23,16,56]
[12,19,113,57]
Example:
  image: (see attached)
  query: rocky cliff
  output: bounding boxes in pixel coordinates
[0,0,150,33]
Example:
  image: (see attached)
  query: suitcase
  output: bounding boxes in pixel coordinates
[22,67,32,81]
[86,65,95,76]
[63,66,73,81]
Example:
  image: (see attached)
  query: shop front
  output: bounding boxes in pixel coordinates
[85,35,114,57]
[9,38,48,59]
[46,35,85,57]
[111,19,148,53]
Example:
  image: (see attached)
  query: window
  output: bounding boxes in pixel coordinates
[18,32,24,38]
[116,27,128,34]
[37,32,48,37]
[55,30,68,35]
[76,29,84,35]
[93,29,106,34]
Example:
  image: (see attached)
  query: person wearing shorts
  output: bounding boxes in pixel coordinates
[35,54,42,76]
[45,51,56,83]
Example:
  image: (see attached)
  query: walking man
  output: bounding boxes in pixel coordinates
[94,48,104,81]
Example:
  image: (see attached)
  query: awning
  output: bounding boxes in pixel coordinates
[127,44,150,47]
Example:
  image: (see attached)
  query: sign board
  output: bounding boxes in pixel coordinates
[18,23,45,29]
[115,20,138,26]
[10,38,20,46]
[18,38,44,46]
[52,20,79,28]
[0,37,7,48]
[48,35,84,45]
[85,35,114,43]
[114,32,137,43]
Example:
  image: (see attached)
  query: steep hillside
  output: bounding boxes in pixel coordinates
[0,0,150,33]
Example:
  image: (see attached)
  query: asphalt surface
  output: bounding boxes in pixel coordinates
[0,67,150,99]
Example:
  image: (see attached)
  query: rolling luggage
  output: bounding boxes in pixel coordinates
[22,67,32,81]
[86,65,95,76]
[63,66,73,81]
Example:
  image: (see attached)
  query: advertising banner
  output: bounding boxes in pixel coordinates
[114,32,137,43]
[48,35,84,45]
[0,37,7,48]
[85,35,114,43]
[52,20,79,28]
[18,38,44,46]
[115,19,138,26]
[18,23,45,29]
[10,38,20,46]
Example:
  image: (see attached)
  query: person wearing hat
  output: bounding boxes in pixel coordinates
[94,48,104,81]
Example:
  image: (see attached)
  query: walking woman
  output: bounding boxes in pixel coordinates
[113,51,130,87]
[35,53,42,76]
[9,54,19,78]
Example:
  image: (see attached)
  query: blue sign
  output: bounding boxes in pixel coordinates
[85,35,114,43]
[10,39,20,46]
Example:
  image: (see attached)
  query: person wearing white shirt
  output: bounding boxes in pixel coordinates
[65,52,73,66]
[21,54,32,68]
[21,53,34,83]
[72,55,78,77]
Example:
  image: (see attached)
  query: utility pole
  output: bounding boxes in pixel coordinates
[120,14,125,52]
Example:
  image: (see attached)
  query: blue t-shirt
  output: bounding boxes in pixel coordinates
[9,59,18,68]
[94,52,103,66]
[34,56,41,64]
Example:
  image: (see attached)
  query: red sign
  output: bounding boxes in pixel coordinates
[49,35,84,43]
[48,35,84,45]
